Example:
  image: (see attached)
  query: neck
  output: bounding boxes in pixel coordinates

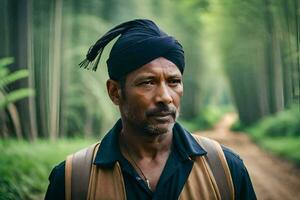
[119,126,173,159]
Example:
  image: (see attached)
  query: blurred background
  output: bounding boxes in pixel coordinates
[0,0,299,199]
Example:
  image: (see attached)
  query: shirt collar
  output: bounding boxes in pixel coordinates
[93,119,123,167]
[94,119,206,167]
[172,123,207,160]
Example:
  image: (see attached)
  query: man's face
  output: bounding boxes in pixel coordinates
[119,57,183,136]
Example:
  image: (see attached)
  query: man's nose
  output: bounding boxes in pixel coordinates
[155,83,173,104]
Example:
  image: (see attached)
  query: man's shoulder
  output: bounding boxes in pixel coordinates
[220,145,257,199]
[49,160,66,180]
[221,145,245,170]
[44,161,66,199]
[189,134,247,176]
[220,145,250,190]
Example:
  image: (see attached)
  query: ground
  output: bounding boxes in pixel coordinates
[194,113,300,200]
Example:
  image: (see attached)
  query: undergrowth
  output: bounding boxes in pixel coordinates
[0,138,96,200]
[179,105,234,132]
[232,105,300,166]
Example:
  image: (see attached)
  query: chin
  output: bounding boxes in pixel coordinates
[144,122,174,136]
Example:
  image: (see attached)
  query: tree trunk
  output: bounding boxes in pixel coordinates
[7,0,37,140]
[49,0,63,140]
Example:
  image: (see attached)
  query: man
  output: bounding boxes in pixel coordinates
[45,19,256,200]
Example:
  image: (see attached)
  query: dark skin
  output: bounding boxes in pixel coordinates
[106,57,183,191]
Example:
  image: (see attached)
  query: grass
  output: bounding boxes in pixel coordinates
[235,105,300,166]
[0,138,97,200]
[259,137,300,166]
[179,105,234,132]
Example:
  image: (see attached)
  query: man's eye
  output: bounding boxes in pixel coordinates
[169,79,181,85]
[140,80,154,85]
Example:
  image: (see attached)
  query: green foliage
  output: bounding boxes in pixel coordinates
[0,57,34,110]
[0,69,29,87]
[179,105,233,131]
[230,120,247,132]
[0,89,35,109]
[0,138,97,200]
[202,0,300,125]
[260,138,300,166]
[249,105,300,138]
[244,105,300,165]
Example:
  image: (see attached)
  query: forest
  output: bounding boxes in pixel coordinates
[0,0,299,199]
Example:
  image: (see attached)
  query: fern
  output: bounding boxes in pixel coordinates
[0,57,34,110]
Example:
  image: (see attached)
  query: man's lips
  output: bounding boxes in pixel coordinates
[148,112,175,122]
[146,105,177,121]
[151,112,172,116]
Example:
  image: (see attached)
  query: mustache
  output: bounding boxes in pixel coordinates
[146,104,177,117]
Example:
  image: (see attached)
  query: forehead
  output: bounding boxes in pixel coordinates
[126,57,182,80]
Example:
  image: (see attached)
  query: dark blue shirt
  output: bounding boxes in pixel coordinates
[45,120,256,200]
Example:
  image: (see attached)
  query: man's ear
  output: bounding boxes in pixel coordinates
[106,79,122,105]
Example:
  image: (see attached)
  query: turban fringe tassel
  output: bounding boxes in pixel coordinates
[78,59,89,69]
[79,48,103,71]
[78,21,140,71]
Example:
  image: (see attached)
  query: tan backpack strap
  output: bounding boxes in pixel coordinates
[65,154,73,200]
[65,143,100,200]
[87,162,127,200]
[192,134,234,200]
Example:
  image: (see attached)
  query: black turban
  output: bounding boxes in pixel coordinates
[79,19,185,80]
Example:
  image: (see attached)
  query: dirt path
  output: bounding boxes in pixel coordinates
[194,113,300,200]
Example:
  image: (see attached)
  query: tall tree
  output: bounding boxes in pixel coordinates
[49,0,63,140]
[5,0,38,140]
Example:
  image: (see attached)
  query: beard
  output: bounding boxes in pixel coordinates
[121,103,180,136]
